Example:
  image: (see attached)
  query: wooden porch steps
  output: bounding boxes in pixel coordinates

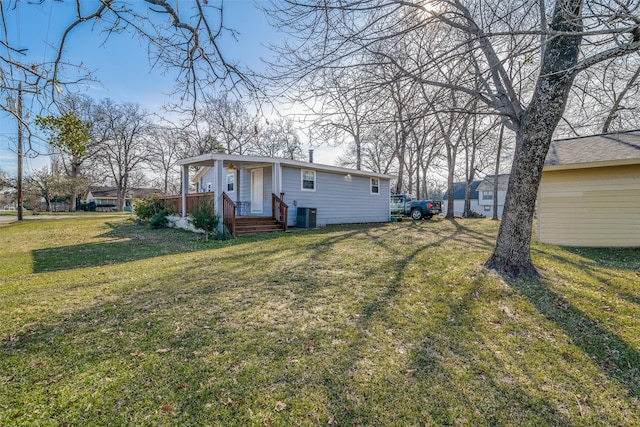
[234,216,285,237]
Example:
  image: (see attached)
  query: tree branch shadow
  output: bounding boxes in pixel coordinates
[508,276,640,399]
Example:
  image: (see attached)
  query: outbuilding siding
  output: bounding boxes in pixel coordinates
[538,164,640,247]
[281,166,390,226]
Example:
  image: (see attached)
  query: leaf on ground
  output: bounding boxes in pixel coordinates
[130,349,145,357]
[305,340,316,352]
[274,401,286,412]
[161,404,174,412]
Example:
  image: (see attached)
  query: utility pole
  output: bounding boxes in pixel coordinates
[17,83,24,221]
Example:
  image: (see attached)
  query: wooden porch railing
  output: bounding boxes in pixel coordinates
[272,193,289,232]
[222,192,237,236]
[157,192,215,215]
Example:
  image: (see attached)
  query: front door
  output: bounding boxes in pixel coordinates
[251,168,263,213]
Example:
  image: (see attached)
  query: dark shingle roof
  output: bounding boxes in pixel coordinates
[89,186,162,199]
[545,130,640,167]
[477,174,510,192]
[443,180,482,200]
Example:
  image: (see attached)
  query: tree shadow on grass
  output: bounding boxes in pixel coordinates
[408,275,575,426]
[30,221,303,273]
[509,276,640,399]
[533,244,640,308]
[563,246,640,270]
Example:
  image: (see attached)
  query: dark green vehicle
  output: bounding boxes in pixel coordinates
[390,194,442,220]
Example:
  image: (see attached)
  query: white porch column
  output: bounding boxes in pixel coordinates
[214,160,225,233]
[181,164,189,218]
[273,162,281,196]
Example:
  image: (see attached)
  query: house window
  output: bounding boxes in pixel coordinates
[226,174,234,192]
[302,170,316,191]
[482,191,493,200]
[371,178,380,194]
[484,205,491,212]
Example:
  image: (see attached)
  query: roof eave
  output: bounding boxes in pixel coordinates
[544,158,640,171]
[178,153,394,179]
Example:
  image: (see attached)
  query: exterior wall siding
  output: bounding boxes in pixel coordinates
[442,192,506,218]
[199,168,216,194]
[477,190,506,218]
[239,167,273,216]
[280,166,390,226]
[538,164,640,247]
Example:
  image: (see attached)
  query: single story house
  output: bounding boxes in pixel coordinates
[538,130,640,247]
[84,187,161,211]
[176,153,393,233]
[442,174,508,218]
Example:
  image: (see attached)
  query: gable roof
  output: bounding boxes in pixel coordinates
[443,180,482,200]
[476,174,510,192]
[545,130,640,170]
[87,187,162,199]
[178,153,393,180]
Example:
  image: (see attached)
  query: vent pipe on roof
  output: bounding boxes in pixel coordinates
[309,149,314,163]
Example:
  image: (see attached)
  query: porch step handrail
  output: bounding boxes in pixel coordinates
[222,192,237,236]
[272,193,289,232]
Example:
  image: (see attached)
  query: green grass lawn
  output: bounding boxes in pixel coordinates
[1,217,639,426]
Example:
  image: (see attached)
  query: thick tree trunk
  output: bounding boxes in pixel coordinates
[485,0,582,278]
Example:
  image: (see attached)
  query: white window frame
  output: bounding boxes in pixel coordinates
[226,173,235,193]
[482,191,493,200]
[301,169,316,192]
[370,178,380,195]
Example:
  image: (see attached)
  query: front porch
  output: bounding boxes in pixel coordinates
[171,154,291,237]
[158,190,288,237]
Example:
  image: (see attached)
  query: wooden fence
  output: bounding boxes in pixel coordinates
[157,192,215,215]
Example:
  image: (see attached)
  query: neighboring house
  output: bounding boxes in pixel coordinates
[84,187,161,211]
[442,175,508,218]
[538,130,640,247]
[476,174,509,218]
[177,153,393,228]
[442,180,481,217]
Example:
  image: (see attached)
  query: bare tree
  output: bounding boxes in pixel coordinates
[305,67,380,170]
[91,99,153,211]
[266,0,640,277]
[198,95,257,155]
[254,118,305,159]
[1,1,252,162]
[146,126,185,194]
[23,167,61,213]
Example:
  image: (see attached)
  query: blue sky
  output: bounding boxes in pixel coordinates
[0,1,335,177]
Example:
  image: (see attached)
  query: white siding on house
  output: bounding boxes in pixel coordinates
[538,164,640,246]
[442,200,482,217]
[477,190,507,218]
[281,166,390,226]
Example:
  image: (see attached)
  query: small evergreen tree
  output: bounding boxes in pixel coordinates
[189,200,220,241]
